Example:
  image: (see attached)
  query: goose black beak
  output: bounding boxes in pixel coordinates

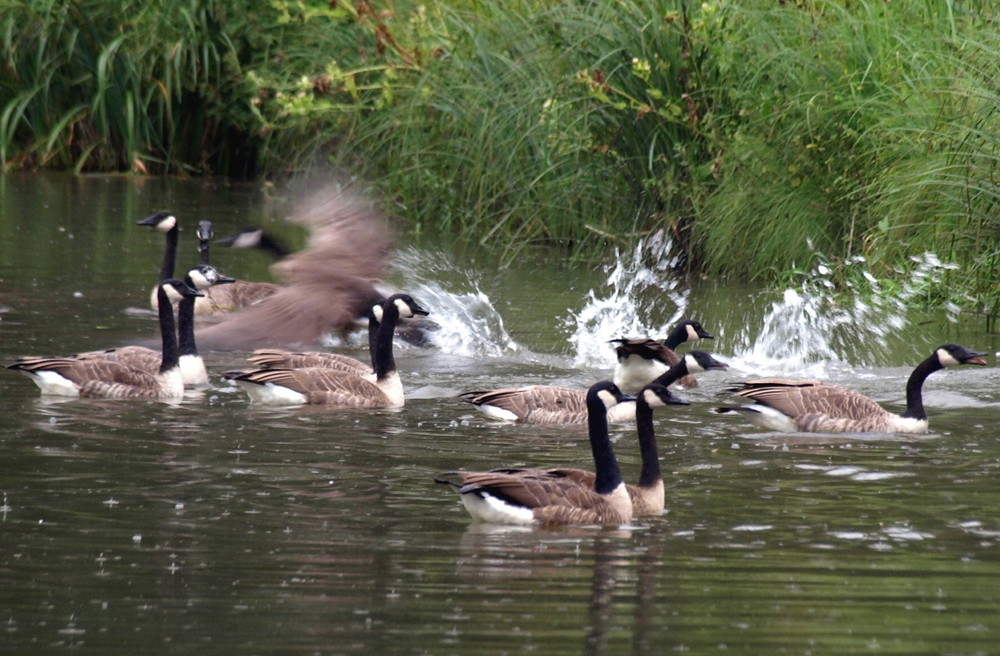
[215,275,238,285]
[963,352,988,366]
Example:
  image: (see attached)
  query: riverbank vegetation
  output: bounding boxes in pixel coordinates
[2,0,998,323]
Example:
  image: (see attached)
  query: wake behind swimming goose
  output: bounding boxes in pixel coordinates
[713,343,988,433]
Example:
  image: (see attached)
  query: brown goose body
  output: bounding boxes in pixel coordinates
[193,186,393,350]
[246,348,373,377]
[199,280,280,315]
[459,350,727,426]
[436,381,634,526]
[715,344,988,433]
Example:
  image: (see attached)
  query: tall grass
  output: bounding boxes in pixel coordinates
[1,0,263,175]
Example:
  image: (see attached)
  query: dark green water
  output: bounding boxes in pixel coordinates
[2,173,999,655]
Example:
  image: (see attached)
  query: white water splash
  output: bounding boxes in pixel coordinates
[729,251,960,376]
[566,229,689,368]
[390,247,519,357]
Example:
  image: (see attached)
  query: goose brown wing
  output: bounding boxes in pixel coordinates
[10,356,167,398]
[732,378,888,420]
[235,367,390,407]
[459,385,588,424]
[73,346,161,374]
[247,349,370,374]
[615,338,679,365]
[193,187,391,350]
[453,469,605,511]
[203,281,280,313]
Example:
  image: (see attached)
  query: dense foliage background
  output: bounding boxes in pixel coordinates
[1,0,998,320]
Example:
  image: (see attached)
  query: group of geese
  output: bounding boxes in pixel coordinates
[6,200,991,529]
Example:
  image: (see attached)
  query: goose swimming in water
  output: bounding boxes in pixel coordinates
[459,350,727,426]
[713,343,988,433]
[7,279,203,400]
[435,381,635,526]
[223,294,429,407]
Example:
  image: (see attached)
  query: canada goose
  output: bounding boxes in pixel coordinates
[75,265,236,385]
[194,220,280,314]
[612,318,714,392]
[193,186,394,350]
[434,381,634,526]
[458,350,728,426]
[215,225,292,260]
[555,382,691,516]
[713,343,988,433]
[7,279,203,400]
[222,293,429,406]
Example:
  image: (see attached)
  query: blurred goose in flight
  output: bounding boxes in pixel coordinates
[193,186,395,350]
[222,293,429,407]
[215,225,292,260]
[713,343,987,433]
[7,279,203,400]
[458,350,727,426]
[75,265,235,385]
[435,381,634,526]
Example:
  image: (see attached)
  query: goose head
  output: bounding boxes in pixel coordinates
[216,226,265,249]
[137,211,177,233]
[186,264,236,291]
[683,350,729,373]
[588,380,633,410]
[638,383,690,408]
[372,294,430,322]
[935,344,988,367]
[196,221,214,242]
[670,319,714,345]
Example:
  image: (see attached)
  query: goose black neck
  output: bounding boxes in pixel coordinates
[901,354,944,420]
[587,396,624,495]
[160,226,178,281]
[663,325,686,350]
[260,234,290,260]
[371,302,400,380]
[155,287,180,374]
[177,277,198,358]
[199,241,211,266]
[366,305,380,369]
[635,396,661,488]
[652,359,689,387]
